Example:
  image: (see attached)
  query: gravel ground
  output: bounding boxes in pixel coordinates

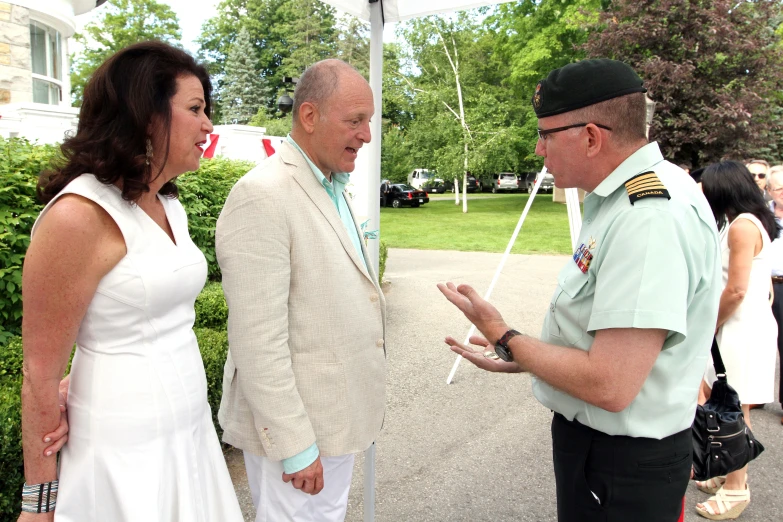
[227,248,783,522]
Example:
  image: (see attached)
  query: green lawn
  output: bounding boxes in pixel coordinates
[379,193,574,255]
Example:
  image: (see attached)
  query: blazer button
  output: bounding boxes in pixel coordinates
[370,294,379,302]
[376,339,385,347]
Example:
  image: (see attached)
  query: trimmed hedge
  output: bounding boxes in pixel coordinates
[194,281,229,330]
[176,157,254,281]
[195,327,229,440]
[379,239,388,284]
[0,138,63,342]
[0,337,23,521]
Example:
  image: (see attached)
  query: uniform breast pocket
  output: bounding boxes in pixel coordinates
[549,270,590,345]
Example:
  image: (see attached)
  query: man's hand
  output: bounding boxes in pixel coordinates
[42,376,70,457]
[282,457,324,495]
[437,282,508,343]
[445,335,522,373]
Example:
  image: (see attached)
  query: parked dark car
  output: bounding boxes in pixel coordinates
[422,179,453,194]
[451,174,478,193]
[524,171,555,193]
[381,183,429,208]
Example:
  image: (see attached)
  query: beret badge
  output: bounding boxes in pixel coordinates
[533,82,543,110]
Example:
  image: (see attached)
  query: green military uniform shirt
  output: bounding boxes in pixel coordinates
[534,142,722,439]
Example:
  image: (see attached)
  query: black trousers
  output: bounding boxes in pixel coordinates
[772,282,783,404]
[551,413,691,522]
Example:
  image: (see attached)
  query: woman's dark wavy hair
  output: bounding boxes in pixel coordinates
[701,160,780,241]
[38,40,212,203]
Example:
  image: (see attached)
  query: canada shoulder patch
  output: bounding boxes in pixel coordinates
[624,171,670,205]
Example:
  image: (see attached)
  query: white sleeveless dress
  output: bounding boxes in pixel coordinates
[706,213,778,404]
[31,174,243,522]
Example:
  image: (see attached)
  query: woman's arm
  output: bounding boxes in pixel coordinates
[19,194,124,516]
[716,219,762,329]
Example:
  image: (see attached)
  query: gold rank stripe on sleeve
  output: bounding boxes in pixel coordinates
[624,171,671,205]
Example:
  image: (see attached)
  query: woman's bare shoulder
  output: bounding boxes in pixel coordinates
[31,193,125,266]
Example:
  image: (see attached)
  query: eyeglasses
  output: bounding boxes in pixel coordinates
[752,173,767,179]
[769,186,783,193]
[537,122,612,141]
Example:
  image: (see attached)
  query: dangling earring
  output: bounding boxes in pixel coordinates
[145,138,154,166]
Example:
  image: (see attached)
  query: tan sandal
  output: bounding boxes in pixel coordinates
[695,485,750,520]
[696,475,726,494]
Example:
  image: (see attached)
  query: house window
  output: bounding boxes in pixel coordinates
[29,21,63,105]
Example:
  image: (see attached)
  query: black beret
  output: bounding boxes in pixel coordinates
[532,59,647,118]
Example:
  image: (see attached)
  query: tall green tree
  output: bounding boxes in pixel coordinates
[583,0,783,166]
[197,0,338,119]
[396,11,528,210]
[248,110,292,136]
[488,0,604,167]
[335,15,370,77]
[70,0,181,106]
[222,27,270,124]
[274,0,338,78]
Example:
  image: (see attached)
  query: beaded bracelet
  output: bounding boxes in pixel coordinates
[21,481,58,513]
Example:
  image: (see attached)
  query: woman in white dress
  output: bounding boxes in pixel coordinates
[694,160,779,520]
[18,41,243,522]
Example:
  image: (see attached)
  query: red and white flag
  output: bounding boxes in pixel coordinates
[201,133,220,159]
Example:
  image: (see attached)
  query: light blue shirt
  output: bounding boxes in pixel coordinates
[281,135,367,473]
[534,142,722,439]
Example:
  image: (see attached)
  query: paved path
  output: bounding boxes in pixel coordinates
[228,248,783,522]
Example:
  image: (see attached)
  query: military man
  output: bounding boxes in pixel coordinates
[439,59,721,522]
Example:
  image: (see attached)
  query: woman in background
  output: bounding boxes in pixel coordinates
[694,161,779,520]
[19,41,242,522]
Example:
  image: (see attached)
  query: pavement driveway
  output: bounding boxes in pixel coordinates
[229,248,782,522]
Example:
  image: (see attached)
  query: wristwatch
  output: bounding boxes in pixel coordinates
[494,329,521,362]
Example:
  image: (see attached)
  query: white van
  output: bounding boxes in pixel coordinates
[407,168,440,189]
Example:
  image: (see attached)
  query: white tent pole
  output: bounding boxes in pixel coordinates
[365,1,384,272]
[363,3,384,521]
[446,167,547,384]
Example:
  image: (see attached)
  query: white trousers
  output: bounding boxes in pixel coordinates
[244,451,355,522]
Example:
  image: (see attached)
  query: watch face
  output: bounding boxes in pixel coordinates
[495,344,513,362]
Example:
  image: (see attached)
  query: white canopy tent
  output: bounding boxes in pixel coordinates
[314,2,517,519]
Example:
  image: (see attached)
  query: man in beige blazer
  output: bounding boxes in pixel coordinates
[215,60,386,521]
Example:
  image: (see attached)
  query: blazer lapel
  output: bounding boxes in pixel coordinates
[343,192,379,286]
[279,142,373,282]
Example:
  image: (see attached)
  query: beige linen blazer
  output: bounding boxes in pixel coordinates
[216,141,387,460]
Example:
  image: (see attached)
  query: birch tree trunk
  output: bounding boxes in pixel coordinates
[433,24,471,213]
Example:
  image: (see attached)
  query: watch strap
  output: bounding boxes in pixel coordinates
[497,329,521,347]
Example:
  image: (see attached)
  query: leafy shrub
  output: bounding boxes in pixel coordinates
[177,157,254,281]
[194,282,228,330]
[0,336,24,521]
[379,239,388,284]
[0,138,62,339]
[195,327,229,440]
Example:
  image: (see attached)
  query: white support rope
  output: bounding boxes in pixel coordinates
[446,167,547,384]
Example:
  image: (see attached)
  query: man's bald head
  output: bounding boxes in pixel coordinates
[292,59,367,125]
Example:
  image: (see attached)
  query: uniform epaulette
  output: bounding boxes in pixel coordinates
[625,171,671,205]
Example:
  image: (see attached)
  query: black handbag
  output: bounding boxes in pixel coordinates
[691,337,765,481]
